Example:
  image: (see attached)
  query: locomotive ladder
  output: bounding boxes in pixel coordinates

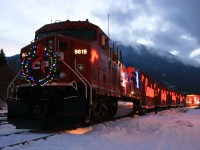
[62,59,93,122]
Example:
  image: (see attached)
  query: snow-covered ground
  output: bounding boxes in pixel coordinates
[1,107,200,150]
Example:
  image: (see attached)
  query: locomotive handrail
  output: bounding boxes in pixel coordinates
[74,59,93,105]
[61,60,88,99]
[71,81,78,90]
[7,69,21,99]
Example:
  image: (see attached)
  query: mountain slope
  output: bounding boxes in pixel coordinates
[119,44,200,94]
[7,54,20,73]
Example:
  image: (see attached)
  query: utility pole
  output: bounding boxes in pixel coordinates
[108,14,110,39]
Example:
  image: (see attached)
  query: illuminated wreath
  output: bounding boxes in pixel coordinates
[21,45,58,86]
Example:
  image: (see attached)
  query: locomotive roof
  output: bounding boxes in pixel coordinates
[35,20,100,34]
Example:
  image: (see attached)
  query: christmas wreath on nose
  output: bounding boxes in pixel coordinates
[21,44,58,86]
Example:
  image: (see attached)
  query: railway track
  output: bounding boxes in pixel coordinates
[0,114,8,127]
[0,131,59,149]
[0,130,33,137]
[0,114,7,121]
[0,121,8,126]
[0,122,70,149]
[0,111,134,149]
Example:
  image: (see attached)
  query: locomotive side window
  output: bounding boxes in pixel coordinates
[99,33,109,49]
[59,41,68,50]
[101,34,106,46]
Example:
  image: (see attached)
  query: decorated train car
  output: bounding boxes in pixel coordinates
[138,70,185,110]
[6,20,185,129]
[186,94,200,106]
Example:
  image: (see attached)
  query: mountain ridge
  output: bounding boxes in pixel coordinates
[119,44,200,94]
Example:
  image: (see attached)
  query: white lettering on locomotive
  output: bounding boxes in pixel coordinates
[32,61,49,69]
[74,49,87,55]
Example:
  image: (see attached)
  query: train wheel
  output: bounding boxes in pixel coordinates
[106,99,118,118]
[91,100,109,123]
[91,99,118,123]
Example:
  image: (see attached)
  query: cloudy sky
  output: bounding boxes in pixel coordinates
[1,0,200,66]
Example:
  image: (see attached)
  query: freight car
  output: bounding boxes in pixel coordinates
[139,70,185,111]
[186,94,200,106]
[6,20,185,129]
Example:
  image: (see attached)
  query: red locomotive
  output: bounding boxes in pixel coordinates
[6,20,185,129]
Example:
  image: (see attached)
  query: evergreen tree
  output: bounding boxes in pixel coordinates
[0,49,15,100]
[0,49,7,66]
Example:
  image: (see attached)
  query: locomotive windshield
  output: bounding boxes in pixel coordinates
[36,28,96,41]
[36,30,62,40]
[64,28,96,40]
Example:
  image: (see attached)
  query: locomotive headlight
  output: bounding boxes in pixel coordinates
[59,72,66,79]
[21,52,26,58]
[48,39,54,49]
[48,39,54,44]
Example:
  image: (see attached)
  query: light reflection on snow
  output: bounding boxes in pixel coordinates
[66,127,93,135]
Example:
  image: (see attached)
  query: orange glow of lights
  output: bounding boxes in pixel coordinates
[161,91,167,101]
[91,49,98,63]
[66,127,93,135]
[172,93,176,100]
[146,87,154,98]
[127,67,135,74]
[180,96,183,101]
[142,75,144,81]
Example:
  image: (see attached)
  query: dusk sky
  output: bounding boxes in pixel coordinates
[1,0,200,66]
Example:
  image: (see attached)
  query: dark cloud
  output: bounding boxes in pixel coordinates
[93,0,200,66]
[107,1,153,26]
[155,0,200,45]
